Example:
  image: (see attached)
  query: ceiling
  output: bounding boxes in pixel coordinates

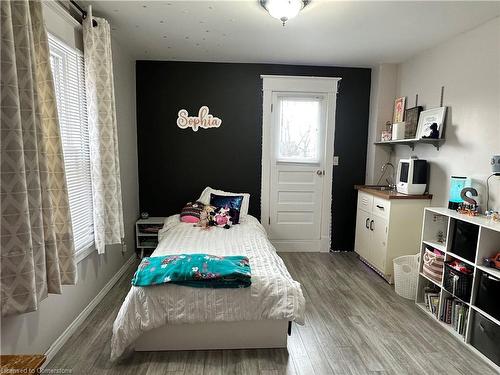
[81,1,500,67]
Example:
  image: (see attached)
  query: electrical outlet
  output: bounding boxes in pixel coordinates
[121,240,127,254]
[333,156,339,166]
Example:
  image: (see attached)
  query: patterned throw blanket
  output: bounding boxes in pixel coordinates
[132,254,251,288]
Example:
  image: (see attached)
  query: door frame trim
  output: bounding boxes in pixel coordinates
[260,75,341,253]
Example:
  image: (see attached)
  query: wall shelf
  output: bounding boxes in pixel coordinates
[374,138,445,151]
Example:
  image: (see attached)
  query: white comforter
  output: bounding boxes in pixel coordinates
[110,215,305,360]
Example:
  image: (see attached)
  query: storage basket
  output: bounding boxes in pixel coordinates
[393,254,420,300]
[476,271,500,320]
[422,248,444,283]
[443,262,473,302]
[470,311,500,366]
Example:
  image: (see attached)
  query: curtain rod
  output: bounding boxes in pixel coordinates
[69,0,98,27]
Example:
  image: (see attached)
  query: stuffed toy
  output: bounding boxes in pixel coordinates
[195,205,233,230]
[212,206,233,229]
[196,205,216,229]
[180,201,204,223]
[422,123,439,139]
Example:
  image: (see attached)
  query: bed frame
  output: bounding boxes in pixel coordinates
[135,320,289,351]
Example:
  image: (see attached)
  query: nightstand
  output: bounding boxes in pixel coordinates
[135,217,166,258]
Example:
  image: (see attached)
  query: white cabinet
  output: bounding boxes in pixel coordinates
[354,189,431,283]
[354,207,387,272]
[370,213,388,271]
[355,208,371,260]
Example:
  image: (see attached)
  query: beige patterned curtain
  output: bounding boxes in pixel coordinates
[1,0,76,316]
[83,6,124,254]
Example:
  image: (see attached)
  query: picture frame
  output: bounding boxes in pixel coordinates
[393,97,406,123]
[416,107,447,139]
[381,130,392,142]
[404,106,423,139]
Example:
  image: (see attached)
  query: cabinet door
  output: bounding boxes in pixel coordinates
[354,209,370,260]
[370,214,388,271]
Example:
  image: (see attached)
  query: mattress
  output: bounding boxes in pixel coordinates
[110,214,305,360]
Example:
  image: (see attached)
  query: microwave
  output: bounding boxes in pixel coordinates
[396,158,428,195]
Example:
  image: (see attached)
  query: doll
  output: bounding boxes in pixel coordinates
[196,205,215,229]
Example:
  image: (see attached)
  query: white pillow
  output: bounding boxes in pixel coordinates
[198,186,250,218]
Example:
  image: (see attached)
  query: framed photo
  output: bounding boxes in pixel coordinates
[381,130,392,142]
[416,107,447,139]
[404,106,423,139]
[393,97,406,123]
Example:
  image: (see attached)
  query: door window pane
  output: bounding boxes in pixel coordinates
[277,97,322,162]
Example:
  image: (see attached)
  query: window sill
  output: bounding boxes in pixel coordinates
[76,243,96,263]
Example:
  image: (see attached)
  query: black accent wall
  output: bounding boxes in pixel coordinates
[136,61,370,251]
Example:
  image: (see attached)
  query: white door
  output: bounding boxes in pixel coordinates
[261,75,340,253]
[268,93,327,249]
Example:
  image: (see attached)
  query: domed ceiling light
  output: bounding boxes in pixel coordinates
[260,0,310,26]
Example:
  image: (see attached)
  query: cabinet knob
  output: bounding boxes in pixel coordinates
[365,218,370,229]
[370,220,374,231]
[316,170,324,176]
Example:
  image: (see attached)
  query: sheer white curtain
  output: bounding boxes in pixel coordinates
[83,6,124,254]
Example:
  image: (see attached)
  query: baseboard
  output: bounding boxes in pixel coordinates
[357,254,393,284]
[272,240,321,252]
[271,238,331,253]
[43,254,136,367]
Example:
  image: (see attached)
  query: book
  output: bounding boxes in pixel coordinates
[423,288,440,317]
[429,295,440,318]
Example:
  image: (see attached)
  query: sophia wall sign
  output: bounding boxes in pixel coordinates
[176,106,222,132]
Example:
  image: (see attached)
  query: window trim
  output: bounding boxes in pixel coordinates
[75,243,96,263]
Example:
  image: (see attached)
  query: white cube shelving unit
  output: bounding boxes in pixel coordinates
[416,207,500,370]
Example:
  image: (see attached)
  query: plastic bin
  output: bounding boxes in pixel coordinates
[393,254,420,300]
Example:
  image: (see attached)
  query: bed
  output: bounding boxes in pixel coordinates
[110,214,306,360]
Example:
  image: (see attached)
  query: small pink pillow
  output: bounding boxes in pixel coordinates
[180,215,199,223]
[180,201,204,223]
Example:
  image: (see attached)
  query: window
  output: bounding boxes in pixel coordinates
[276,96,324,163]
[48,34,94,258]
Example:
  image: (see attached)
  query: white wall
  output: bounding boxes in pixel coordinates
[366,17,500,211]
[0,3,139,355]
[365,64,397,184]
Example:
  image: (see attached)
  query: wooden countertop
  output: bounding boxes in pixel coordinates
[0,355,46,371]
[355,185,433,200]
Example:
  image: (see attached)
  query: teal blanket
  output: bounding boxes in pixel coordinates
[132,254,251,288]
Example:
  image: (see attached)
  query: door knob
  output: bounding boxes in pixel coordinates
[316,170,324,176]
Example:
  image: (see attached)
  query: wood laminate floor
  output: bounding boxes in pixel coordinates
[47,252,498,374]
